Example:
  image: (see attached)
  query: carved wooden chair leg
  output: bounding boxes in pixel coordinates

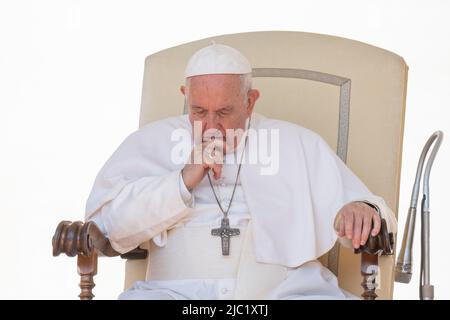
[354,219,395,300]
[77,251,98,300]
[361,252,378,300]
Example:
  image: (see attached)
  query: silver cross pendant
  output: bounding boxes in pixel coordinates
[211,217,240,255]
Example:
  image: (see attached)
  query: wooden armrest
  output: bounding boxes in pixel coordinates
[353,218,395,300]
[52,220,148,299]
[52,220,120,258]
[354,218,394,256]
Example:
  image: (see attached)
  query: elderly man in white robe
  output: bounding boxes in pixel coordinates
[85,43,397,300]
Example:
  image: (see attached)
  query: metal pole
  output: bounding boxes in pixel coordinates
[395,131,443,300]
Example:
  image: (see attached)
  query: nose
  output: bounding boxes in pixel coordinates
[204,112,220,131]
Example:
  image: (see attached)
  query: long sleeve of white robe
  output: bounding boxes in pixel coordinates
[89,170,194,253]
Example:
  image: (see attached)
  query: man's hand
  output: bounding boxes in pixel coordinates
[335,202,381,249]
[181,139,225,191]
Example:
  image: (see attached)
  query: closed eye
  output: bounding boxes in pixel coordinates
[192,106,207,117]
[217,106,233,117]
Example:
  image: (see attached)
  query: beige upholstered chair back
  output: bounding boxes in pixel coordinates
[125,31,408,299]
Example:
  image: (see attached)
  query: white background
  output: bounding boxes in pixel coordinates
[0,0,449,299]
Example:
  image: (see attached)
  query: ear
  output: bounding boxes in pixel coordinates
[246,89,260,115]
[180,85,186,96]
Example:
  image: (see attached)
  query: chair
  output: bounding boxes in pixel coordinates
[52,31,407,300]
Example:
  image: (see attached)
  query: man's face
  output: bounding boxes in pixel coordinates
[180,74,259,150]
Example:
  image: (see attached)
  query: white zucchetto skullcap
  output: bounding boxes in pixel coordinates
[184,42,252,78]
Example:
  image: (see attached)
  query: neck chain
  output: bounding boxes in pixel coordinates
[207,118,250,218]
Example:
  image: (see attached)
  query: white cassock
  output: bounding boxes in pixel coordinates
[85,112,397,300]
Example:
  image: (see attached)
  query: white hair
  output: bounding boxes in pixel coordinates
[239,73,252,103]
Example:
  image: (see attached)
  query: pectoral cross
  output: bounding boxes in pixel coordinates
[211,217,240,255]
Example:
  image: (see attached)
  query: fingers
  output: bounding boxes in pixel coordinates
[338,215,345,237]
[371,212,381,236]
[198,141,224,180]
[360,213,372,246]
[205,140,225,179]
[359,210,381,246]
[337,203,382,249]
[202,141,224,164]
[345,211,354,240]
[352,214,363,248]
[211,163,222,180]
